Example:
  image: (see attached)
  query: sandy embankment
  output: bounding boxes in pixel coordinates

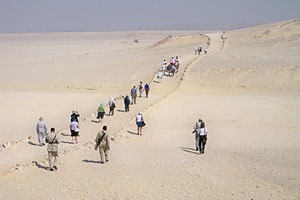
[0,20,299,199]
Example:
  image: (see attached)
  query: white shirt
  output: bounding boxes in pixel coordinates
[158,72,163,78]
[109,99,115,107]
[70,121,79,131]
[199,128,208,136]
[36,121,47,134]
[136,114,143,122]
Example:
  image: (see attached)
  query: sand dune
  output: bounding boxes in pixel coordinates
[0,20,299,199]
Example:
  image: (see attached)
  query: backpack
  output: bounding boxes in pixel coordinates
[200,122,205,128]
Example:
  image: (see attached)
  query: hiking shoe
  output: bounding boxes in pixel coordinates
[53,166,57,170]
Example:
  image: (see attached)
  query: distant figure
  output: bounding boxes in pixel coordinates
[171,65,176,77]
[124,95,130,112]
[195,46,202,55]
[194,118,208,154]
[136,112,145,136]
[70,110,80,123]
[36,117,48,146]
[70,120,80,144]
[97,103,105,123]
[157,71,163,83]
[204,48,208,54]
[130,86,137,104]
[144,83,150,98]
[163,59,167,66]
[138,81,143,97]
[108,97,116,116]
[162,63,166,75]
[46,127,60,171]
[95,125,110,164]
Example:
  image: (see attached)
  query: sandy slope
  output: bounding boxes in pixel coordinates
[0,20,300,199]
[0,31,206,142]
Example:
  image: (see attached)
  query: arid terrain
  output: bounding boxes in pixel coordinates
[0,20,299,199]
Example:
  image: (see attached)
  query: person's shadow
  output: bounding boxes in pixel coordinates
[28,141,40,146]
[179,147,199,155]
[91,120,99,123]
[61,141,73,144]
[127,130,137,135]
[34,161,49,171]
[117,109,125,113]
[82,159,101,164]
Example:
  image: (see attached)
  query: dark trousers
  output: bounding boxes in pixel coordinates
[109,106,114,116]
[199,135,207,152]
[145,89,149,98]
[125,104,129,112]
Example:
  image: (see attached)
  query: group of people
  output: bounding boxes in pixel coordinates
[34,58,211,171]
[158,56,180,81]
[36,118,60,171]
[194,45,207,55]
[193,118,208,154]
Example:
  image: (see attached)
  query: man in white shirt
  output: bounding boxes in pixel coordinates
[157,71,163,83]
[36,117,48,146]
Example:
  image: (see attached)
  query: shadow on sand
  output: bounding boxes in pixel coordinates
[91,120,100,123]
[28,141,40,146]
[82,159,101,164]
[127,130,137,135]
[117,109,126,113]
[61,133,70,137]
[61,141,73,144]
[34,161,49,171]
[179,147,199,155]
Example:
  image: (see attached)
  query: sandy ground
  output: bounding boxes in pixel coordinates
[0,20,300,199]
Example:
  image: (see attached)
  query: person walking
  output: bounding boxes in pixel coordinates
[138,81,143,97]
[70,120,80,144]
[94,125,110,164]
[157,71,163,83]
[108,97,116,116]
[163,59,167,66]
[46,127,60,171]
[144,83,150,98]
[136,112,145,136]
[124,95,130,112]
[204,48,208,54]
[194,118,208,154]
[70,110,80,123]
[198,119,208,154]
[171,64,176,77]
[97,103,105,123]
[193,119,201,151]
[36,117,48,146]
[130,86,137,104]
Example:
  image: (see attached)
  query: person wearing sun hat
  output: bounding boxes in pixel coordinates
[136,112,145,136]
[97,103,105,123]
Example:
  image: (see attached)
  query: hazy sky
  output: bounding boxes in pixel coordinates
[0,0,299,33]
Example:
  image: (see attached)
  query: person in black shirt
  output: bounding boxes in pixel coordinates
[71,110,80,122]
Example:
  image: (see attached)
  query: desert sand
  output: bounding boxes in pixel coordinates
[0,20,299,199]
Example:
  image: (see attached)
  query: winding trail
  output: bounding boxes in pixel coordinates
[0,32,298,199]
[0,35,210,175]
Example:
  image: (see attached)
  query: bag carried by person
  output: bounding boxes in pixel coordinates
[141,121,146,127]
